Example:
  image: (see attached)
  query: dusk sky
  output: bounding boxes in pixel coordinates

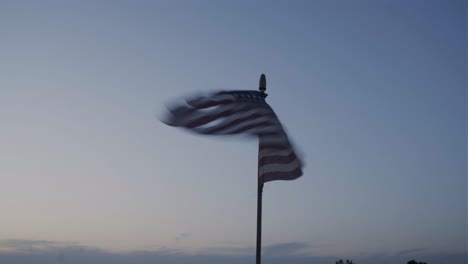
[0,1,466,263]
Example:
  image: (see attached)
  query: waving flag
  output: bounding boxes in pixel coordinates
[163,89,303,183]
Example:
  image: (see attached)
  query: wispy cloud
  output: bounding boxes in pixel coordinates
[0,239,334,264]
[175,233,190,244]
[0,239,76,252]
[263,242,311,256]
[0,239,465,264]
[201,241,323,257]
[397,247,428,256]
[200,245,254,256]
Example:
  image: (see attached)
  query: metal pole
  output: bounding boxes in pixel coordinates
[256,178,263,264]
[256,74,267,264]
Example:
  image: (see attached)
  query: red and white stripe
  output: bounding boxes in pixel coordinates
[259,134,302,183]
[163,90,303,183]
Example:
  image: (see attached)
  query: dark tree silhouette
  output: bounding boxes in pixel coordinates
[408,260,427,264]
[336,259,354,264]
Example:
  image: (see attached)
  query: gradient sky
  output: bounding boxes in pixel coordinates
[0,0,466,263]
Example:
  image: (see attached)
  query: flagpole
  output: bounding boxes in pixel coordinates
[256,74,267,264]
[256,175,263,264]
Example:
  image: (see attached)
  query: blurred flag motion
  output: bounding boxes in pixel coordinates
[163,89,303,184]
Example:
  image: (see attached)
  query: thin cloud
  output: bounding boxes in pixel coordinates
[397,247,428,256]
[0,240,76,252]
[263,242,311,256]
[0,239,465,264]
[201,246,254,256]
[175,233,190,244]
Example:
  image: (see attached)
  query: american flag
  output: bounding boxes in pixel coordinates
[163,90,303,184]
